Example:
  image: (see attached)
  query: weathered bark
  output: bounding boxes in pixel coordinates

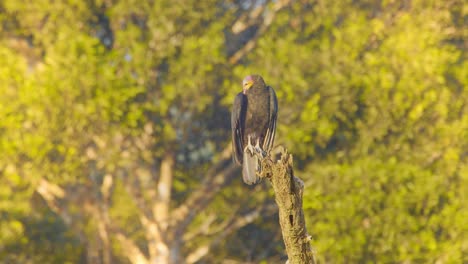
[261,148,316,264]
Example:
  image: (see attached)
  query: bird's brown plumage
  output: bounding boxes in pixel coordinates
[231,75,278,184]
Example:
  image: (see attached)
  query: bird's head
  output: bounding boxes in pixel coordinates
[242,75,265,94]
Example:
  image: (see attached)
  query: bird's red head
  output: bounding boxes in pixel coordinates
[242,75,255,94]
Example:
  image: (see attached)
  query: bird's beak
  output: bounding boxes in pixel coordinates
[243,81,253,94]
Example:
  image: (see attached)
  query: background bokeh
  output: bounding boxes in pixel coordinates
[0,0,466,263]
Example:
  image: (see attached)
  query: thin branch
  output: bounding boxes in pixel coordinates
[123,174,154,222]
[185,204,276,264]
[186,246,210,264]
[122,171,165,262]
[114,232,150,264]
[36,179,72,225]
[171,146,235,229]
[174,163,238,236]
[228,0,293,65]
[35,179,91,248]
[231,0,268,34]
[182,214,218,242]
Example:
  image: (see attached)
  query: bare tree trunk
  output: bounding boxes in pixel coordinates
[262,148,317,264]
[152,151,175,264]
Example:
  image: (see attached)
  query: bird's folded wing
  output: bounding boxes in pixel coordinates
[263,86,278,152]
[231,93,247,164]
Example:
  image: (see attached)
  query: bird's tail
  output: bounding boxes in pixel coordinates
[242,151,260,185]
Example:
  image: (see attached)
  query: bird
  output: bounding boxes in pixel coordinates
[231,74,278,185]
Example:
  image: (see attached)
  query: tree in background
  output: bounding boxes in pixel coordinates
[241,0,467,262]
[0,0,466,263]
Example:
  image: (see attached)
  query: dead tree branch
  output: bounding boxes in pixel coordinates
[261,148,317,264]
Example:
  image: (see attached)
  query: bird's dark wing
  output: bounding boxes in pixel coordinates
[262,86,278,152]
[231,93,247,164]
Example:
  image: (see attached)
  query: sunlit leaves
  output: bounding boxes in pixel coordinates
[304,157,468,263]
[0,0,466,263]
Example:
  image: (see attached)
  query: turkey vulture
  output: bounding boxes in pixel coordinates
[231,75,278,185]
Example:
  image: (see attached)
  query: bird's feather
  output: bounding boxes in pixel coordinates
[262,86,278,152]
[242,150,259,185]
[231,93,247,164]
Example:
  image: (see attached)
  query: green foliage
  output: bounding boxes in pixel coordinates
[1,210,83,263]
[238,0,467,262]
[0,0,466,262]
[304,158,467,263]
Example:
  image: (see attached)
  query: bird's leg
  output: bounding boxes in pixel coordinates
[254,138,266,158]
[245,135,255,155]
[254,138,267,173]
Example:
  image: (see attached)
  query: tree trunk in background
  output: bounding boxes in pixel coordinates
[152,151,175,264]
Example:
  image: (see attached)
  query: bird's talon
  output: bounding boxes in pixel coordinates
[253,138,267,158]
[256,162,261,172]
